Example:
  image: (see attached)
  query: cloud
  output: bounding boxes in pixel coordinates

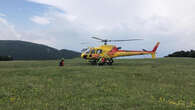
[0,17,21,40]
[20,30,58,47]
[28,0,195,27]
[26,0,195,56]
[30,16,51,25]
[0,13,6,17]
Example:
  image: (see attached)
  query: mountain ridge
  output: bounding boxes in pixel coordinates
[0,40,80,60]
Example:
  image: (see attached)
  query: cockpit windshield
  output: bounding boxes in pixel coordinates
[85,48,91,54]
[81,48,90,54]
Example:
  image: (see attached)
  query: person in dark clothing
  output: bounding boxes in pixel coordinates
[59,59,64,66]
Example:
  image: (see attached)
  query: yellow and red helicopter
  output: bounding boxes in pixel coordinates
[81,37,160,65]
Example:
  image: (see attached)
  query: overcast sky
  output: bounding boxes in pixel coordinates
[0,0,195,57]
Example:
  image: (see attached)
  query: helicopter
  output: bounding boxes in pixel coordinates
[81,37,160,65]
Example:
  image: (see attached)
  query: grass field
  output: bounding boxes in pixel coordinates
[0,58,195,110]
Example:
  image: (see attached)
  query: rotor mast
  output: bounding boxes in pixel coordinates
[103,40,108,45]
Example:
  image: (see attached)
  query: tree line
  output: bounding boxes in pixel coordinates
[0,56,13,61]
[166,50,195,58]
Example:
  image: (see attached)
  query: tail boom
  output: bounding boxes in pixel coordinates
[109,42,160,58]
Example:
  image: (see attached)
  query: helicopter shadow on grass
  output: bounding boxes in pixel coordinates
[112,60,159,68]
[69,59,159,68]
[112,62,146,67]
[73,62,152,67]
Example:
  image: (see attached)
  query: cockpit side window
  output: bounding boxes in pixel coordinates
[97,49,102,54]
[91,49,96,54]
[85,48,90,54]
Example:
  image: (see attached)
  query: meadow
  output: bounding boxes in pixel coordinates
[0,58,195,110]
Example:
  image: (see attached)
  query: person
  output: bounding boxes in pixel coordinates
[59,59,64,66]
[97,57,105,65]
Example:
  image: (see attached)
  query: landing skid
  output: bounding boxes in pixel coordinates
[88,58,114,66]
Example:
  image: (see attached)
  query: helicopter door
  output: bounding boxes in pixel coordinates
[89,49,96,57]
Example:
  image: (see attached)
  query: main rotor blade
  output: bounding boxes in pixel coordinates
[109,39,143,42]
[80,42,90,44]
[91,37,105,41]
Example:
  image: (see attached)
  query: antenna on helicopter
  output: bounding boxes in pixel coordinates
[91,37,143,45]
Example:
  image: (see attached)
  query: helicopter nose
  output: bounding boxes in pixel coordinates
[81,54,84,58]
[81,54,87,59]
[81,54,88,59]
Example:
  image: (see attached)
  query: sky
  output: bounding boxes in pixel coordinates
[0,0,195,57]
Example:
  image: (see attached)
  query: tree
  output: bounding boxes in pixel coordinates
[166,50,195,58]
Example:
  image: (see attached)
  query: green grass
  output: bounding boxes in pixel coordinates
[0,58,195,110]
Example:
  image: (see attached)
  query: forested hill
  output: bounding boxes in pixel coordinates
[166,50,195,58]
[0,40,80,60]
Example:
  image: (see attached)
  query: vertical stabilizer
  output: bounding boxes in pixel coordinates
[151,42,160,59]
[152,42,160,52]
